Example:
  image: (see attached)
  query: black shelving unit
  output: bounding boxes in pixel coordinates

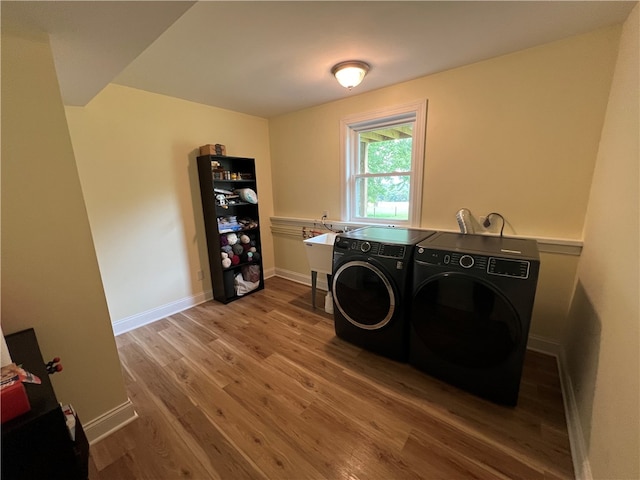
[196,154,264,303]
[2,328,89,480]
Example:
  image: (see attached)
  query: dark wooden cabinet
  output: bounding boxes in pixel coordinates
[1,328,89,480]
[197,154,264,303]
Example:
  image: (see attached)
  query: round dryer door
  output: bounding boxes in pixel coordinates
[333,260,396,330]
[412,272,521,368]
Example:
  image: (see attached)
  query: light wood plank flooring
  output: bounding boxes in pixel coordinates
[89,276,574,479]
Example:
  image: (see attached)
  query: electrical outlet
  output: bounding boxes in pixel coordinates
[197,270,204,280]
[322,210,329,218]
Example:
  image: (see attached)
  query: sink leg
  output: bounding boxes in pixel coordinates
[311,271,318,308]
[326,274,333,314]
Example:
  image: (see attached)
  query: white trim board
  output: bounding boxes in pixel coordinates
[526,334,591,480]
[557,347,592,480]
[526,334,561,357]
[111,268,276,336]
[84,398,138,445]
[270,216,583,256]
[275,267,331,291]
[111,291,212,336]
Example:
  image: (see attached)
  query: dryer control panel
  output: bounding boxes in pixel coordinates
[415,247,530,279]
[487,257,530,279]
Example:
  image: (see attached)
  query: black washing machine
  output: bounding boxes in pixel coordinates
[332,227,436,362]
[410,232,540,405]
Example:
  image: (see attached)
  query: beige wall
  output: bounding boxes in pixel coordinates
[564,5,639,479]
[269,26,621,341]
[65,84,274,323]
[1,32,128,423]
[270,26,620,239]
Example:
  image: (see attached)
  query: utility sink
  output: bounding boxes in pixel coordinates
[303,232,337,274]
[304,232,337,310]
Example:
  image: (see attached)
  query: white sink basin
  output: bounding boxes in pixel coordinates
[303,232,337,274]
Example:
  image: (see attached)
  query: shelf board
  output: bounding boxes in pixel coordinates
[213,178,255,182]
[218,226,260,234]
[222,260,261,271]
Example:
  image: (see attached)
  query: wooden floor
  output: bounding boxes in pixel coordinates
[89,276,574,480]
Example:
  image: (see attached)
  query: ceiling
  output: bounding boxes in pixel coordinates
[2,1,636,118]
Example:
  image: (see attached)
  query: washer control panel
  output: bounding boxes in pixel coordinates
[335,237,407,259]
[415,247,530,279]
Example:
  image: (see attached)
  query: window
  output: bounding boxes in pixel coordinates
[341,100,427,226]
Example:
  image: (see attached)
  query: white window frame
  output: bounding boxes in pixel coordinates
[340,100,427,227]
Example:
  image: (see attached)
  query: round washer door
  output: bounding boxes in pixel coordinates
[332,260,396,330]
[411,272,521,368]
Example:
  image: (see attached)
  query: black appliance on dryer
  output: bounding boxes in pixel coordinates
[410,232,540,405]
[332,227,436,362]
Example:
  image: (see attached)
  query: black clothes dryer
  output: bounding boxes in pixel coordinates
[410,232,540,405]
[332,227,436,362]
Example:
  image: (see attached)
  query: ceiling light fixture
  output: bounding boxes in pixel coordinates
[331,61,370,90]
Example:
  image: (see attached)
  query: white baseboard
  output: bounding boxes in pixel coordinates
[112,291,213,336]
[526,334,561,357]
[84,398,138,445]
[274,267,331,291]
[557,347,592,480]
[526,334,591,480]
[112,267,278,336]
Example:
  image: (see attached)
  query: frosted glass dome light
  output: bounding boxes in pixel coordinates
[331,61,370,90]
